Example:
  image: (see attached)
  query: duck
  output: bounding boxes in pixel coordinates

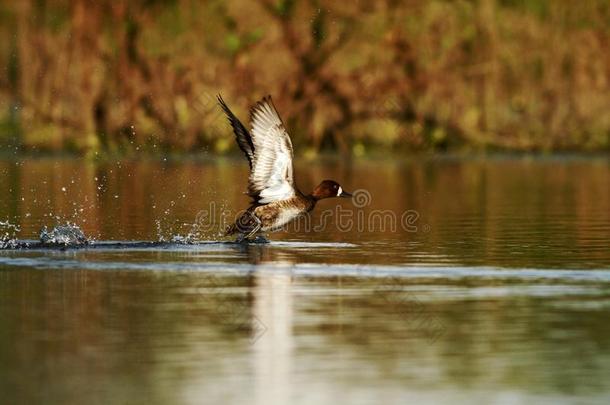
[217,95,352,241]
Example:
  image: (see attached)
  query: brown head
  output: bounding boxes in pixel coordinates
[311,180,352,200]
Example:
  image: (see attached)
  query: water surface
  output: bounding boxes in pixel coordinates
[0,156,609,404]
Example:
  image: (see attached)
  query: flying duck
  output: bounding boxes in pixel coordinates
[217,95,352,241]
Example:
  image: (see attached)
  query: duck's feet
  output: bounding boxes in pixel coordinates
[251,235,269,244]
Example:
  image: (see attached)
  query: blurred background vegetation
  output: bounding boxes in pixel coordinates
[0,0,609,156]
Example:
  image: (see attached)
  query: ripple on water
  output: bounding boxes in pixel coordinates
[1,249,610,284]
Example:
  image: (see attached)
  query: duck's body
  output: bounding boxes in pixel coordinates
[226,193,315,236]
[218,95,351,240]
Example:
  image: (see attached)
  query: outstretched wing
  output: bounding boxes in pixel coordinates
[217,95,255,168]
[248,96,296,204]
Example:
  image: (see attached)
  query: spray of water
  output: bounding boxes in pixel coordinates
[0,220,20,249]
[39,223,89,246]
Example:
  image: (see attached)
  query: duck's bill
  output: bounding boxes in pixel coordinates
[339,190,352,198]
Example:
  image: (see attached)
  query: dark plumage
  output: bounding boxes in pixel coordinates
[217,95,254,168]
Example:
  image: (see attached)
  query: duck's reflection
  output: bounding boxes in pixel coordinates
[245,244,295,405]
[240,242,300,265]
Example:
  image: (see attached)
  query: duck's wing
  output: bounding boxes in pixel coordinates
[248,95,296,204]
[217,95,255,168]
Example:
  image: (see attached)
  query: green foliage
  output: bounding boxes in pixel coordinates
[275,0,296,18]
[311,7,325,48]
[500,0,549,19]
[0,116,20,149]
[225,28,263,55]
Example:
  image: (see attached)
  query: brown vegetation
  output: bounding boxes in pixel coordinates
[0,0,609,155]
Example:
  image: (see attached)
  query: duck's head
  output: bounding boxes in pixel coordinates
[312,180,352,200]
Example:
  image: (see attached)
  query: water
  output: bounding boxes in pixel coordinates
[0,156,609,404]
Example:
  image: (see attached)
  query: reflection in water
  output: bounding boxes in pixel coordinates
[1,156,610,404]
[1,247,610,403]
[253,267,293,405]
[244,243,294,404]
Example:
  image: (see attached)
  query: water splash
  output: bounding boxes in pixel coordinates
[169,234,198,244]
[155,219,169,242]
[39,223,89,246]
[156,219,207,244]
[168,221,208,244]
[0,220,20,249]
